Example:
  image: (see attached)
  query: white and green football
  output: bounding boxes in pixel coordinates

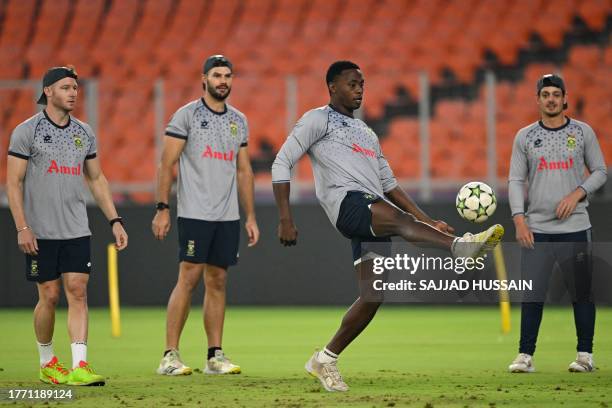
[455,181,497,223]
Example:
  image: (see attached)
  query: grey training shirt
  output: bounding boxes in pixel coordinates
[271,105,398,227]
[508,118,607,234]
[166,98,248,221]
[8,110,97,239]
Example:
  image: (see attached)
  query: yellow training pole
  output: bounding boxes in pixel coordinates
[493,244,511,334]
[107,243,121,338]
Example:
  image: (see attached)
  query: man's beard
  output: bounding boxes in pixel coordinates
[206,83,231,101]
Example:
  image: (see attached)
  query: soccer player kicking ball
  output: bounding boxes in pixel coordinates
[507,74,606,374]
[6,66,128,386]
[271,61,504,392]
[153,55,259,376]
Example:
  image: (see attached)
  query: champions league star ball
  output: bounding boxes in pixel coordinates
[456,181,497,223]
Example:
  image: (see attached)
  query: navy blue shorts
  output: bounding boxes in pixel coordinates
[177,217,240,268]
[25,236,91,282]
[335,191,392,265]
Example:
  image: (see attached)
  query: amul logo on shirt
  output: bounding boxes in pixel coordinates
[201,145,234,161]
[537,156,574,171]
[352,143,376,158]
[47,160,81,175]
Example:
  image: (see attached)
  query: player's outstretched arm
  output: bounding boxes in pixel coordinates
[84,157,128,250]
[237,146,259,247]
[384,186,454,234]
[7,155,39,255]
[152,136,185,240]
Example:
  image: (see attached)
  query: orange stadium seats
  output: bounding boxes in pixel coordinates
[0,0,610,196]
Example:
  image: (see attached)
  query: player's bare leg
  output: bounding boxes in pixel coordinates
[34,280,61,345]
[63,273,89,344]
[62,272,105,385]
[203,264,227,348]
[165,261,204,350]
[370,200,455,248]
[371,200,504,258]
[326,259,383,354]
[203,264,240,374]
[306,259,382,392]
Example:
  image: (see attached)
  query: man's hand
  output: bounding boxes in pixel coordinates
[112,223,128,250]
[18,228,38,256]
[278,219,298,246]
[431,220,455,234]
[152,210,171,240]
[514,215,534,249]
[245,218,260,247]
[555,189,585,220]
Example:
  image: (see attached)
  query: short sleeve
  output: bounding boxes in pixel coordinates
[165,106,191,139]
[271,109,328,183]
[8,123,33,160]
[85,124,97,160]
[240,115,249,147]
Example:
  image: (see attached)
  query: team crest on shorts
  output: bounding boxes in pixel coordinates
[186,240,195,257]
[229,122,238,137]
[73,135,83,149]
[363,193,375,200]
[30,260,39,277]
[566,134,576,151]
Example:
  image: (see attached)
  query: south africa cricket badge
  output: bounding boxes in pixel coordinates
[30,260,39,277]
[229,122,238,137]
[566,134,576,151]
[186,240,196,257]
[73,134,83,149]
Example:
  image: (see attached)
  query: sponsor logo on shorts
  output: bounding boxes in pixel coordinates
[363,193,375,200]
[186,240,195,257]
[30,260,39,277]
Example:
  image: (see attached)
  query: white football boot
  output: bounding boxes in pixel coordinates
[568,352,595,372]
[508,353,535,373]
[157,349,193,376]
[204,349,241,374]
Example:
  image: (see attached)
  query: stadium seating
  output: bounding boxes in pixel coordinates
[0,0,610,197]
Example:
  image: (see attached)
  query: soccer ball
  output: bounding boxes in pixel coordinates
[456,181,497,223]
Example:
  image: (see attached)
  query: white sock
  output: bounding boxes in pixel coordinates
[37,341,54,367]
[317,347,339,364]
[71,342,87,368]
[451,237,461,255]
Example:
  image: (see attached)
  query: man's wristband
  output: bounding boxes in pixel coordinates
[109,217,123,227]
[16,225,31,233]
[156,202,170,211]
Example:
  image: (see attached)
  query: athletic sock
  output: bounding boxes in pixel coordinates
[37,341,54,367]
[71,342,87,368]
[317,347,339,364]
[451,237,460,255]
[208,347,222,360]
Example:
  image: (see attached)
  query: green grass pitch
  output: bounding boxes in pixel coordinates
[0,306,610,407]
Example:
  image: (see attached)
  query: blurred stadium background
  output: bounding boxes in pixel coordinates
[0,0,611,306]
